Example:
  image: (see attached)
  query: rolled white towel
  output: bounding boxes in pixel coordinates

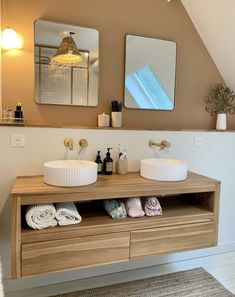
[25,204,57,230]
[55,202,82,226]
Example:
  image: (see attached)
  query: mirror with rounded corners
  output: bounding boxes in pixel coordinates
[124,34,176,110]
[34,19,99,106]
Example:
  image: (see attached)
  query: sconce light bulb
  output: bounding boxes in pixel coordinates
[1,27,23,50]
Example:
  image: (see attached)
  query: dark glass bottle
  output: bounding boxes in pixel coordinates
[103,148,113,175]
[14,102,23,122]
[95,151,103,174]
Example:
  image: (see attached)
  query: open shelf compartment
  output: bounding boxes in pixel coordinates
[21,194,214,244]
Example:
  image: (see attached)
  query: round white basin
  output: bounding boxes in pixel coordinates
[44,160,97,187]
[140,158,187,182]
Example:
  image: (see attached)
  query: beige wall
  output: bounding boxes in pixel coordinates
[2,0,224,129]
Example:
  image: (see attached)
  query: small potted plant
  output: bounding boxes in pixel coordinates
[205,83,235,130]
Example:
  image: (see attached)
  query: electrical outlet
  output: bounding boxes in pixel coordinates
[194,136,204,147]
[11,134,25,147]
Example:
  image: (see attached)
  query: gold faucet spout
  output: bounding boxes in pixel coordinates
[148,139,171,150]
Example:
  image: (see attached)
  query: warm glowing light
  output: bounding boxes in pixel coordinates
[52,51,83,64]
[1,27,23,50]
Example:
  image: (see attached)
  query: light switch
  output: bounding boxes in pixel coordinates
[194,136,204,147]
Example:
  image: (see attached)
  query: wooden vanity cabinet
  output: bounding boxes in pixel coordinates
[11,172,220,279]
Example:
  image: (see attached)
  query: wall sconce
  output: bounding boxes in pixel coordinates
[1,0,23,50]
[1,27,23,50]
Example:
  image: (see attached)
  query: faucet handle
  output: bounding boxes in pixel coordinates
[79,138,88,148]
[161,140,171,149]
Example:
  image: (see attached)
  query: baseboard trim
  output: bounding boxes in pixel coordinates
[4,241,235,297]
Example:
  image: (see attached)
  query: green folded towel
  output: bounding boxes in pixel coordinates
[103,199,127,219]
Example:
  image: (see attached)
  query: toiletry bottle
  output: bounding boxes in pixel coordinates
[103,148,113,175]
[117,149,128,174]
[2,107,12,123]
[14,102,23,122]
[95,151,103,174]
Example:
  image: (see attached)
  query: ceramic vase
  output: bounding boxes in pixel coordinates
[216,113,227,131]
[111,112,122,128]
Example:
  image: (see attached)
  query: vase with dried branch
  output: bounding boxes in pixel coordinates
[205,83,235,130]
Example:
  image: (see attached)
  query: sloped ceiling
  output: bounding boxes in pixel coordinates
[181,0,235,89]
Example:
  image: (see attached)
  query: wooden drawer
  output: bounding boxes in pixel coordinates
[130,222,215,259]
[22,232,130,276]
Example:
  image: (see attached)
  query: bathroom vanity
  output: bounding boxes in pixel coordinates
[11,171,220,279]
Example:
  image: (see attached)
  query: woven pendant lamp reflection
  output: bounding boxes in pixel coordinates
[51,32,83,67]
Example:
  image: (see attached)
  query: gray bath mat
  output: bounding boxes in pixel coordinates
[52,267,234,297]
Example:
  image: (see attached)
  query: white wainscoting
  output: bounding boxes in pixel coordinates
[1,126,235,295]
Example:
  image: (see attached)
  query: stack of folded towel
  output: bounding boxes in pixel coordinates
[26,202,82,230]
[26,197,163,229]
[104,196,163,219]
[125,196,162,217]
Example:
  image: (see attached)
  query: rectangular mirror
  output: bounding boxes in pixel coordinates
[34,19,99,106]
[124,35,176,110]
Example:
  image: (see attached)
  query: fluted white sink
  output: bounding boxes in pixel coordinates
[43,160,97,187]
[140,158,187,182]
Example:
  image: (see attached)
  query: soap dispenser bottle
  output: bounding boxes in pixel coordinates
[95,151,103,174]
[103,148,113,175]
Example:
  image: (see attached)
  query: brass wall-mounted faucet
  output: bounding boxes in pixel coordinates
[148,139,171,150]
[64,137,74,150]
[77,138,88,156]
[64,137,88,154]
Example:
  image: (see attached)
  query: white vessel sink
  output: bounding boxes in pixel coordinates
[43,160,97,187]
[140,158,187,182]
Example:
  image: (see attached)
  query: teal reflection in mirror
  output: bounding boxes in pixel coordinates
[34,19,99,107]
[124,35,176,110]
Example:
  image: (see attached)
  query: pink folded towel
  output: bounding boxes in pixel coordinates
[125,197,145,217]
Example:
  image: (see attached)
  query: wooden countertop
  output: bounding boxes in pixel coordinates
[11,172,220,205]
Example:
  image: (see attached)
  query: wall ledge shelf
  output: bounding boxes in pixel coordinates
[1,122,235,132]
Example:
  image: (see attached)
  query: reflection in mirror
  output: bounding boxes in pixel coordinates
[124,35,176,110]
[34,20,99,106]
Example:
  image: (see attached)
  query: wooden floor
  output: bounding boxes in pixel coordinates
[201,251,235,294]
[171,250,235,294]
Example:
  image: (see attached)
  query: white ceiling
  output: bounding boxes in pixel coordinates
[181,0,235,89]
[35,19,99,51]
